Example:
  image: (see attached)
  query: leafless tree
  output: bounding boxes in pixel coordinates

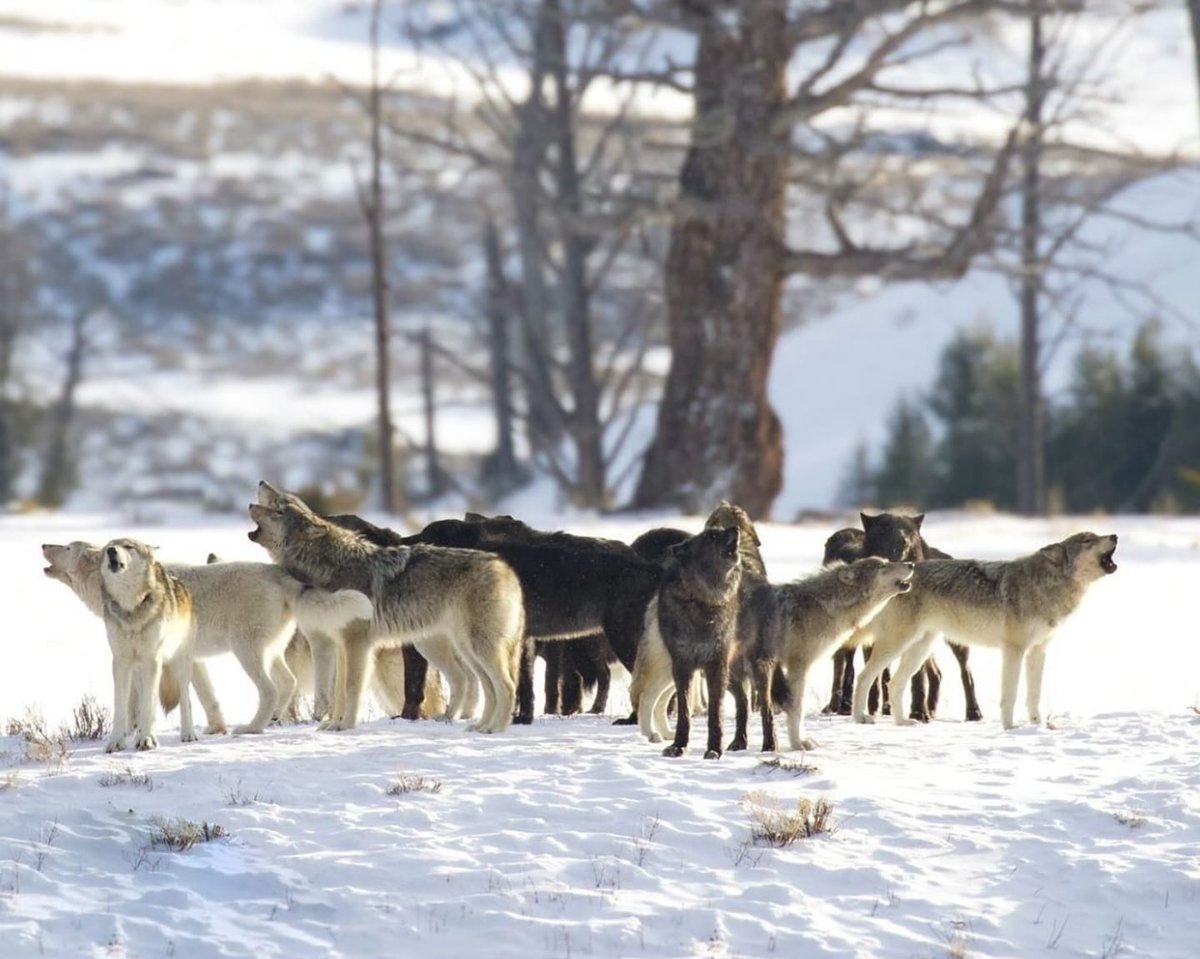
[623,0,1021,518]
[395,0,667,507]
[0,194,35,505]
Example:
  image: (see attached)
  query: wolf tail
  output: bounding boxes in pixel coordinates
[159,664,182,714]
[279,574,373,636]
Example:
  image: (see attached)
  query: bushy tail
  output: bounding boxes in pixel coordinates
[159,665,182,714]
[279,573,373,636]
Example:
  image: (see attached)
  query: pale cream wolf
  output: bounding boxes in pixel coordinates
[775,558,915,751]
[851,532,1118,730]
[249,481,524,733]
[43,540,373,737]
[205,552,450,723]
[99,539,196,752]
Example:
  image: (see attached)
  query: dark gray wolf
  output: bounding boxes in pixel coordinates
[249,482,524,733]
[653,526,743,759]
[776,558,915,750]
[858,512,982,722]
[851,532,1118,729]
[402,514,665,725]
[99,538,196,752]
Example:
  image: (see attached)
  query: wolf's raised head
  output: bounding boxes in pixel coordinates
[248,481,323,554]
[705,501,766,578]
[42,540,101,586]
[1038,531,1118,586]
[99,538,160,612]
[860,512,926,563]
[834,556,915,603]
[667,526,742,604]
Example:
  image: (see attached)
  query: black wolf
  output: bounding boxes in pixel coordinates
[655,526,743,759]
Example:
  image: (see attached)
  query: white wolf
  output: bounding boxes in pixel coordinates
[44,540,372,742]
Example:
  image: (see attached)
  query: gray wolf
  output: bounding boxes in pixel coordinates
[851,532,1118,729]
[776,558,915,750]
[651,526,743,759]
[249,482,524,733]
[858,511,981,722]
[44,541,372,738]
[99,539,196,752]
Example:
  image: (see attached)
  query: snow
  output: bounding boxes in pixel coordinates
[2,509,1199,958]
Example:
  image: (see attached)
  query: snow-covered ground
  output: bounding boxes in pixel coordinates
[2,509,1198,958]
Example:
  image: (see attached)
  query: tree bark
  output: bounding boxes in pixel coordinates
[546,0,606,507]
[483,217,519,489]
[366,0,401,513]
[632,1,789,518]
[1017,0,1046,516]
[37,309,89,507]
[1188,0,1200,132]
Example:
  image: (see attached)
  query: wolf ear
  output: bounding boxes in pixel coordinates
[861,512,876,531]
[464,512,489,523]
[1039,543,1067,568]
[912,513,925,530]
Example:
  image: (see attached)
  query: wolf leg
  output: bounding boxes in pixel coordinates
[663,662,692,757]
[231,648,281,735]
[999,644,1023,730]
[949,641,982,721]
[133,655,162,751]
[190,661,227,734]
[331,638,373,730]
[1024,643,1047,725]
[784,659,817,752]
[702,662,727,760]
[753,659,778,752]
[726,661,750,752]
[888,633,939,727]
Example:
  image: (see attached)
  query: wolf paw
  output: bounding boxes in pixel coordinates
[180,730,199,744]
[662,744,686,758]
[233,724,265,736]
[204,723,228,735]
[134,735,158,752]
[966,707,984,722]
[726,737,748,752]
[104,738,124,754]
[647,732,663,744]
[894,716,918,727]
[703,749,722,760]
[797,737,818,752]
[854,714,875,725]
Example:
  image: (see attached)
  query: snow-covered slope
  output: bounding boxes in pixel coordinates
[1,510,1198,958]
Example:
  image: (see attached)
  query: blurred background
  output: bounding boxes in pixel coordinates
[0,0,1197,523]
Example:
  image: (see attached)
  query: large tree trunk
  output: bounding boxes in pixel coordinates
[632,2,789,518]
[1016,0,1046,516]
[38,309,88,507]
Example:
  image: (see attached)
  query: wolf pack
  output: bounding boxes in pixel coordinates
[40,481,1119,758]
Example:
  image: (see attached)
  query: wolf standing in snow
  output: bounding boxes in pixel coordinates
[249,481,524,734]
[851,532,1118,730]
[99,539,196,752]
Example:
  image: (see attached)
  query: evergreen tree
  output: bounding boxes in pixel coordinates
[872,398,935,508]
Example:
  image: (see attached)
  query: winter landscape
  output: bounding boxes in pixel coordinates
[2,1,1200,957]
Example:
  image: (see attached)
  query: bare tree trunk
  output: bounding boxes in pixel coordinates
[419,327,444,498]
[632,1,788,518]
[511,2,563,457]
[546,0,606,506]
[1017,0,1046,516]
[484,217,519,489]
[37,309,89,507]
[365,0,401,513]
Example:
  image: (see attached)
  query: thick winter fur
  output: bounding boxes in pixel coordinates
[44,541,373,735]
[249,482,524,733]
[651,526,743,759]
[404,514,664,725]
[204,552,447,723]
[851,532,1118,730]
[859,511,982,722]
[98,539,196,752]
[776,558,916,750]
